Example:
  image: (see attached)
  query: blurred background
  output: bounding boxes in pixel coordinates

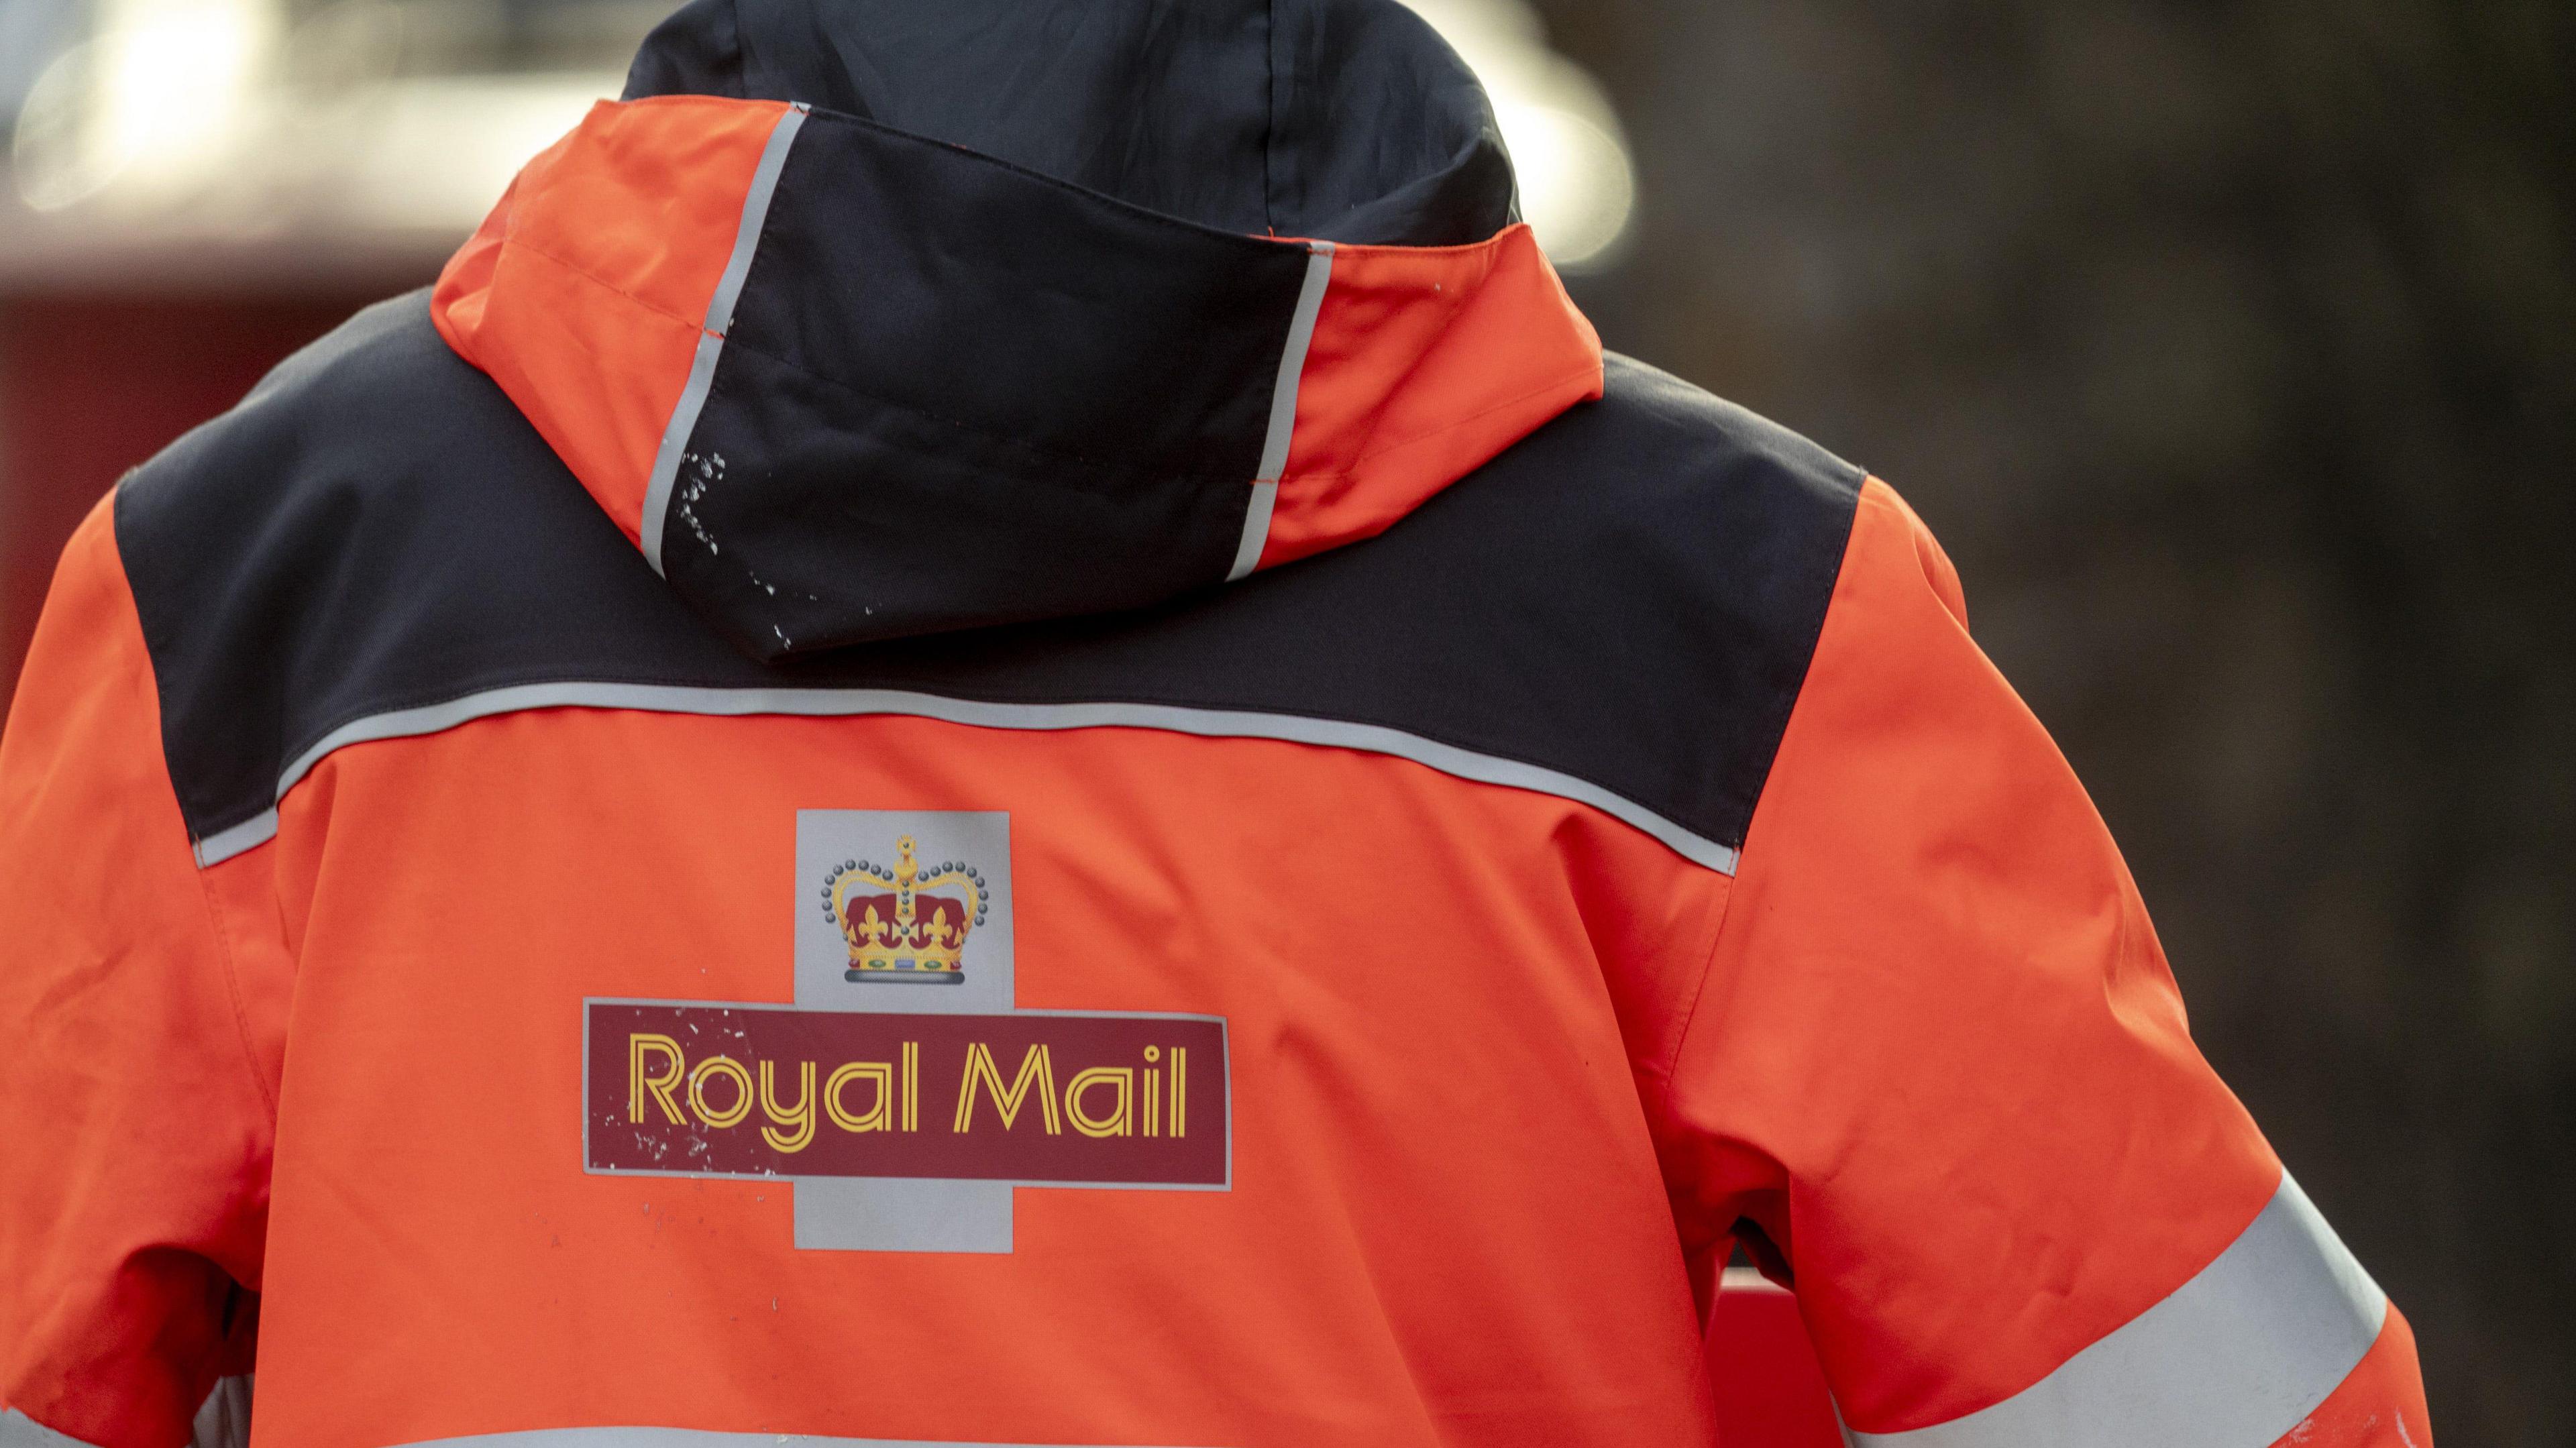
[0,1,2566,1441]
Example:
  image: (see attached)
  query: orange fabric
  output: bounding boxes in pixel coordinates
[0,471,2434,1446]
[1258,224,1603,569]
[431,98,788,543]
[0,498,272,1448]
[2269,1307,2434,1448]
[0,480,2428,1445]
[1665,477,2314,1430]
[215,710,1729,1443]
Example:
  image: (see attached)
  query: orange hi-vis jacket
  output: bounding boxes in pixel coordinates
[1,1,2429,1445]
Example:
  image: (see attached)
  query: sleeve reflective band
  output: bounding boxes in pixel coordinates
[1849,1173,2385,1448]
[0,1412,91,1448]
[0,1376,251,1448]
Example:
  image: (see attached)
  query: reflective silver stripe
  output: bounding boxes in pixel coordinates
[1229,239,1335,582]
[637,329,727,575]
[640,103,810,576]
[1849,1172,2385,1448]
[192,810,278,868]
[0,1376,249,1448]
[402,1429,1216,1448]
[0,1410,95,1448]
[192,681,1740,875]
[1226,479,1279,581]
[190,1375,252,1448]
[1256,240,1335,485]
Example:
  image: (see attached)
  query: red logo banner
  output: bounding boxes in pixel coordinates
[586,1002,1228,1186]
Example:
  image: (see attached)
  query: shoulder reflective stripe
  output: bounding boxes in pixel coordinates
[1226,480,1279,582]
[193,681,1741,876]
[641,103,810,576]
[1849,1172,2386,1448]
[1228,239,1334,582]
[193,810,279,868]
[400,1429,1215,1448]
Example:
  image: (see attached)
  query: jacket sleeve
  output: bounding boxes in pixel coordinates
[0,496,271,1448]
[1664,478,2430,1446]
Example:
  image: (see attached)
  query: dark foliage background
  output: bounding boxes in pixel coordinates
[1541,3,2573,1442]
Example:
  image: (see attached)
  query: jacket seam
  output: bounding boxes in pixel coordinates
[1259,0,1281,237]
[229,666,1741,873]
[494,231,1595,496]
[1714,466,1866,845]
[111,491,280,1117]
[713,331,1248,488]
[1656,852,1739,1135]
[1654,473,1868,1131]
[721,0,757,100]
[488,230,703,333]
[604,96,1298,256]
[1292,361,1602,483]
[191,856,276,1117]
[496,235,1263,488]
[802,108,1298,255]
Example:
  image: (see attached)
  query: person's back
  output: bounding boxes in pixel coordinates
[0,2,2430,1445]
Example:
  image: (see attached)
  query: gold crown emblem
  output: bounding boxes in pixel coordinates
[820,836,987,983]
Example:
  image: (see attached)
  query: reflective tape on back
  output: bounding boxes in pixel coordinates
[189,681,1740,877]
[1848,1172,2385,1448]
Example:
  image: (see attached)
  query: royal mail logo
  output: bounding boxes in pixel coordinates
[587,1005,1224,1184]
[584,810,1230,1254]
[822,834,987,982]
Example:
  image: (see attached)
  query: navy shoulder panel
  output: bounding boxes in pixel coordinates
[117,296,1862,865]
[115,292,739,844]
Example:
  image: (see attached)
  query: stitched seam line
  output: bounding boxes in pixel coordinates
[1719,470,1865,842]
[496,236,1260,488]
[496,232,710,334]
[1296,360,1601,482]
[714,331,1244,486]
[1653,476,1869,1222]
[595,95,1295,254]
[1659,863,1739,1133]
[804,108,1296,255]
[1260,0,1281,237]
[494,235,1591,494]
[111,496,280,1117]
[192,854,275,1117]
[225,669,1739,873]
